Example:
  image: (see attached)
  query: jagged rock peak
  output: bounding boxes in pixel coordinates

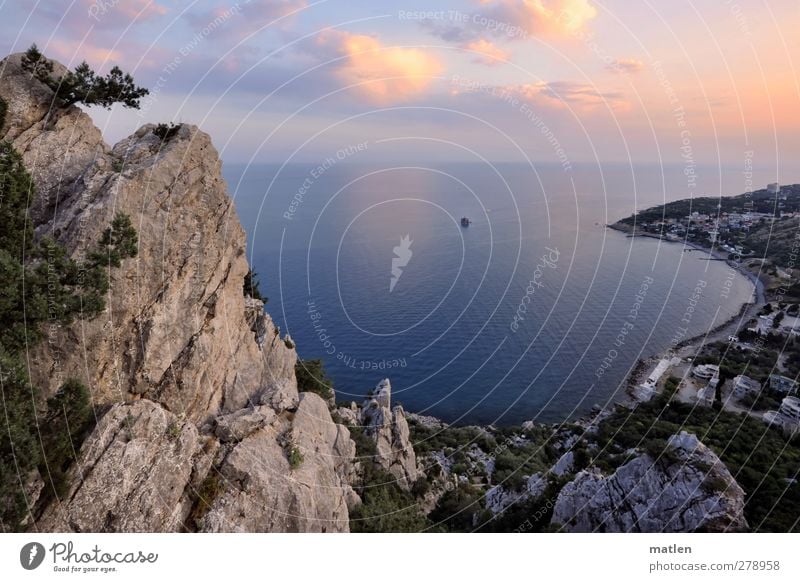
[361,379,420,489]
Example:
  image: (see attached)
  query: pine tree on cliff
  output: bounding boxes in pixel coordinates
[0,119,138,530]
[21,43,148,109]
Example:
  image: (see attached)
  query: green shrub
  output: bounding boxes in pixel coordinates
[166,421,181,440]
[288,446,304,470]
[349,466,429,532]
[153,122,180,142]
[242,269,266,302]
[429,483,482,532]
[88,212,138,269]
[189,473,223,528]
[0,95,7,130]
[295,359,334,401]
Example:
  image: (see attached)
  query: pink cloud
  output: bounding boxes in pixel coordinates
[607,58,645,74]
[46,38,123,66]
[479,0,597,37]
[464,39,510,66]
[87,0,168,25]
[317,31,443,104]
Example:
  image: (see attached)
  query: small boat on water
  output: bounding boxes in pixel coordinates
[461,217,471,227]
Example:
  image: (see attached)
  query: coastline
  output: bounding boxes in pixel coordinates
[404,224,766,431]
[604,222,768,406]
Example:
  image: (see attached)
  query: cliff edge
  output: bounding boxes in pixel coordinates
[0,52,357,532]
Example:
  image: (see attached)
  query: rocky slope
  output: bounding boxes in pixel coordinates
[1,52,356,532]
[550,432,748,532]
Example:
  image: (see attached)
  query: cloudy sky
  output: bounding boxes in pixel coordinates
[1,0,798,172]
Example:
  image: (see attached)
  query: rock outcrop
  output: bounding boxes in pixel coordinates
[0,52,357,532]
[550,432,748,532]
[201,393,358,532]
[37,400,205,532]
[361,379,420,489]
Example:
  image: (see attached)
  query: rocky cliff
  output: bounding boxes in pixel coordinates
[0,52,356,532]
[360,379,420,489]
[550,432,748,532]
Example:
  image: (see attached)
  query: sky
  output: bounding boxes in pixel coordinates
[1,0,798,176]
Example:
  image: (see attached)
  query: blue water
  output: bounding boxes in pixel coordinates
[226,162,757,425]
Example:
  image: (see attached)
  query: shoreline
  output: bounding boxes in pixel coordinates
[374,223,769,431]
[604,223,768,406]
[464,225,765,430]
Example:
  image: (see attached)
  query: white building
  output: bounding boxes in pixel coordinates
[779,396,800,423]
[769,374,798,395]
[692,364,719,380]
[634,358,672,401]
[763,396,800,433]
[732,374,761,399]
[697,386,716,407]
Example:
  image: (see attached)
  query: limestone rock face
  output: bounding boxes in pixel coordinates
[0,54,297,423]
[361,379,420,489]
[0,54,107,226]
[1,53,356,532]
[550,432,748,532]
[200,393,357,532]
[37,400,202,532]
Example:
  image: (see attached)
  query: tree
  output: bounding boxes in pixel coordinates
[20,44,53,81]
[88,212,139,269]
[0,136,137,529]
[38,379,95,500]
[295,359,334,401]
[243,269,266,302]
[20,44,148,110]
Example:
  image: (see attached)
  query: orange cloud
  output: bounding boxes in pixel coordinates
[465,39,510,66]
[319,31,443,104]
[480,0,597,37]
[608,58,645,74]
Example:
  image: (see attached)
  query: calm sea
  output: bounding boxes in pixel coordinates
[225,162,763,425]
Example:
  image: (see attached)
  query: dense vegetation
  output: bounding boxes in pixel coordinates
[295,358,334,401]
[0,127,137,529]
[347,426,431,532]
[694,340,780,383]
[740,215,800,269]
[21,44,148,110]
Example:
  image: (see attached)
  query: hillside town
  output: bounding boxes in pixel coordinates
[615,185,800,439]
[613,183,800,267]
